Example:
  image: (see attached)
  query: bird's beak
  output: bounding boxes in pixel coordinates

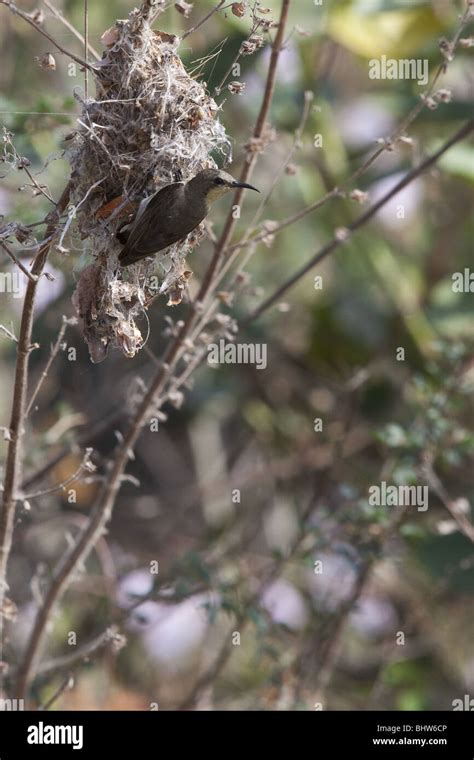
[232,181,260,193]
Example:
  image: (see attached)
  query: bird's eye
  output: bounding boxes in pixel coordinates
[214,177,225,185]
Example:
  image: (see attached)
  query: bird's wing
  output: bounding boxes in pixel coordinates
[119,183,183,260]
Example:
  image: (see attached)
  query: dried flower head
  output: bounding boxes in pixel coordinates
[349,189,369,204]
[175,1,193,17]
[31,9,45,24]
[438,37,454,62]
[34,53,57,70]
[228,81,246,94]
[335,226,350,242]
[434,88,452,103]
[240,34,264,56]
[260,219,279,247]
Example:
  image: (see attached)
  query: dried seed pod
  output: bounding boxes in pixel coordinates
[175,1,193,17]
[434,88,452,103]
[34,53,56,70]
[228,81,246,94]
[31,9,45,24]
[349,189,369,204]
[260,220,278,248]
[231,2,247,17]
[438,37,454,62]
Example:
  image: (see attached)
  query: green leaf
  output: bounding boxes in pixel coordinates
[436,142,474,184]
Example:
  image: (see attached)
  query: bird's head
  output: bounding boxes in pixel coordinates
[187,168,260,205]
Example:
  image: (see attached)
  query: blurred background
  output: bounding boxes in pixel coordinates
[1,0,473,710]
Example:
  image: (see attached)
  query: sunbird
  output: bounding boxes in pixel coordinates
[119,168,260,267]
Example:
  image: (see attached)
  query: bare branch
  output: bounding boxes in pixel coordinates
[14,2,294,700]
[221,4,473,263]
[26,316,70,416]
[0,324,18,343]
[0,241,38,283]
[243,119,474,326]
[0,182,71,692]
[0,0,96,72]
[83,0,89,101]
[181,0,226,40]
[37,626,124,680]
[198,0,292,300]
[41,0,100,61]
[39,673,74,711]
[421,454,474,543]
[22,448,94,501]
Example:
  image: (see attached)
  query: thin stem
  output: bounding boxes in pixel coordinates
[218,4,473,267]
[212,90,315,291]
[213,15,262,96]
[20,164,55,205]
[42,0,100,61]
[21,409,121,492]
[37,626,120,679]
[26,318,69,416]
[0,242,38,283]
[243,118,474,326]
[15,0,293,702]
[421,454,474,542]
[83,0,89,101]
[198,0,292,302]
[0,0,96,72]
[181,0,226,40]
[39,673,74,710]
[23,451,92,501]
[0,182,71,690]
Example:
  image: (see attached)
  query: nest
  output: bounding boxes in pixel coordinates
[68,6,231,362]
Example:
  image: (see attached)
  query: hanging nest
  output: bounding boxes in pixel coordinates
[68,4,231,363]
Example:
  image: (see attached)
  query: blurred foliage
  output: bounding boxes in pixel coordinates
[1,0,473,711]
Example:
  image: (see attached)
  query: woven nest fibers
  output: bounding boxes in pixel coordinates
[68,9,231,363]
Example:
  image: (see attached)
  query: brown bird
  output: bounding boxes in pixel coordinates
[118,168,259,267]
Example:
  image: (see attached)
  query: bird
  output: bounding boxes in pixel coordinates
[118,168,260,267]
